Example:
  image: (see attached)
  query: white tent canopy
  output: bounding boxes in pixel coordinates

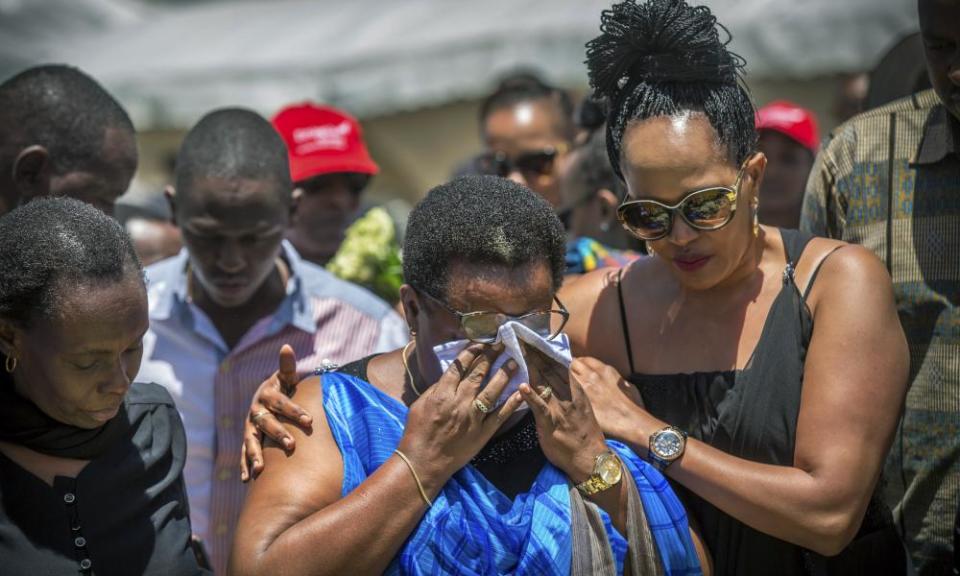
[0,0,147,79]
[40,0,918,129]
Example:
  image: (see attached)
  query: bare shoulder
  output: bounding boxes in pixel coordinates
[807,238,888,283]
[801,238,893,313]
[248,376,343,509]
[560,257,658,306]
[560,266,619,301]
[290,374,324,414]
[253,373,341,493]
[560,258,661,362]
[232,374,345,564]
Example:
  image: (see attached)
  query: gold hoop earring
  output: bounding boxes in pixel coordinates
[5,354,16,373]
[752,202,760,238]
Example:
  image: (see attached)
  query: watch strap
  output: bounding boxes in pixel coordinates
[574,450,621,496]
[647,451,671,472]
[575,475,609,495]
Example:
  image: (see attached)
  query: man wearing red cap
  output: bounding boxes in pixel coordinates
[755,100,820,229]
[272,103,380,266]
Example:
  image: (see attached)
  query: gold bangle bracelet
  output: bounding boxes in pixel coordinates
[394,449,433,507]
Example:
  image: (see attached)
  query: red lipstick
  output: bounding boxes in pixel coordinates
[673,255,711,272]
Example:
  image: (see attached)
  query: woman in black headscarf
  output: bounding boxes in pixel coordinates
[0,197,207,575]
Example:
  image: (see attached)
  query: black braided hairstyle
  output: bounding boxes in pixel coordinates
[585,0,757,180]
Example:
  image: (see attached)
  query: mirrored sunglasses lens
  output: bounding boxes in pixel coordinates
[682,188,734,228]
[621,203,671,238]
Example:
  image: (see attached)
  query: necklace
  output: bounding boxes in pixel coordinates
[402,340,423,397]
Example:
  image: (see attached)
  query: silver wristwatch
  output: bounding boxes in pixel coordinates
[648,426,687,471]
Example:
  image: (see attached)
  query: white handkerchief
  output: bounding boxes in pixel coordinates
[432,321,572,412]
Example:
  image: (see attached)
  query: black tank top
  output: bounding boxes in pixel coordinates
[618,230,905,575]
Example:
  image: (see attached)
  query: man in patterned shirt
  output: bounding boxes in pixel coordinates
[137,108,407,573]
[800,1,960,571]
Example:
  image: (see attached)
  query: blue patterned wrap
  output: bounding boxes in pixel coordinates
[321,371,701,575]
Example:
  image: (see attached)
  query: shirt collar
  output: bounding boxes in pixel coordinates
[146,249,190,323]
[147,240,318,335]
[914,103,960,165]
[273,240,318,335]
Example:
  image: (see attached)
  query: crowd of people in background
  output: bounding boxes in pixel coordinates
[0,0,956,574]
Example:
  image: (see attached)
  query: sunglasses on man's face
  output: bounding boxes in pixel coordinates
[418,290,570,344]
[616,165,747,241]
[478,145,566,180]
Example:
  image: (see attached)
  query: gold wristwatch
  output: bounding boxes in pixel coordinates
[575,450,623,496]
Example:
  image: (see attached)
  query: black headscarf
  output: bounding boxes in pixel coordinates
[0,370,130,460]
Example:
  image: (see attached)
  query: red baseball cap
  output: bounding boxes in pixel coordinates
[271,103,379,184]
[756,100,820,153]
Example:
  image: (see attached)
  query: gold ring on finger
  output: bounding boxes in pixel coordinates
[539,386,553,400]
[473,397,492,414]
[251,410,269,424]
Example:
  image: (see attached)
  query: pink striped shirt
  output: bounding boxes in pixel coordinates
[138,242,408,574]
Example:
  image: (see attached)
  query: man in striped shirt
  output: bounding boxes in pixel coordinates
[137,108,407,573]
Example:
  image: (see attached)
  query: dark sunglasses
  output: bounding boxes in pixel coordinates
[477,145,567,180]
[418,290,570,344]
[616,163,748,241]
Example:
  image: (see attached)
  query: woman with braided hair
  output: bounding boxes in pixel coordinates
[558,0,911,573]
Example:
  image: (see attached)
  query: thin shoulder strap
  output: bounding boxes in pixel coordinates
[779,228,814,267]
[616,267,637,375]
[801,246,845,300]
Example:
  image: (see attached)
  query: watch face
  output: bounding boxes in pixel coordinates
[652,430,684,460]
[597,454,622,485]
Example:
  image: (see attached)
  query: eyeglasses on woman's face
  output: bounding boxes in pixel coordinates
[418,290,569,344]
[616,162,749,242]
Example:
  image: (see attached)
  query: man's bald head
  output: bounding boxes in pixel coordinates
[0,64,137,216]
[174,107,291,208]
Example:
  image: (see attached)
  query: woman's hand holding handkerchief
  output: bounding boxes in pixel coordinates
[432,321,572,415]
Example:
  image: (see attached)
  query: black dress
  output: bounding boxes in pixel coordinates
[618,229,906,575]
[0,382,208,576]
